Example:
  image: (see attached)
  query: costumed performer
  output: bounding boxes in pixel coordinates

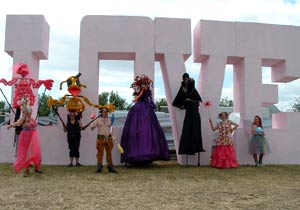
[209,112,239,169]
[91,106,117,173]
[7,98,42,176]
[249,115,271,167]
[63,111,83,167]
[48,73,106,166]
[120,74,170,165]
[172,73,205,164]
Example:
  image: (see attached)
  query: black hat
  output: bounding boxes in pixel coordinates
[182,73,189,80]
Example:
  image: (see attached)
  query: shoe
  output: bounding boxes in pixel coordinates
[108,165,118,173]
[68,163,73,167]
[96,164,102,173]
[23,169,30,177]
[75,163,83,167]
[255,162,259,167]
[258,162,264,167]
[35,169,43,174]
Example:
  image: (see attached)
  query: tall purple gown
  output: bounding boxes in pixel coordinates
[121,90,170,165]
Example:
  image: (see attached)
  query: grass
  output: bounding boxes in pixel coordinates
[1,161,300,210]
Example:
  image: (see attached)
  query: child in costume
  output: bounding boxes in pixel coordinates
[249,115,271,167]
[91,107,117,173]
[209,112,239,169]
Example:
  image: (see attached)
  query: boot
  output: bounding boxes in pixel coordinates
[96,164,102,173]
[107,165,117,173]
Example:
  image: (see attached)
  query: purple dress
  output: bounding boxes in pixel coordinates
[121,90,170,165]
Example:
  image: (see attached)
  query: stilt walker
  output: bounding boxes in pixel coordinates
[172,73,205,166]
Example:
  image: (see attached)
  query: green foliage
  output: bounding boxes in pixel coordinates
[291,97,300,112]
[219,97,233,107]
[0,100,9,113]
[109,91,128,110]
[98,92,109,105]
[99,91,129,110]
[156,98,168,111]
[0,100,5,111]
[38,94,51,116]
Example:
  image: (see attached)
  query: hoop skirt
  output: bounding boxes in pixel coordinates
[211,145,239,169]
[14,128,42,172]
[121,91,170,165]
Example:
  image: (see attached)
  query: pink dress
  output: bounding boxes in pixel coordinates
[211,121,239,169]
[14,117,41,173]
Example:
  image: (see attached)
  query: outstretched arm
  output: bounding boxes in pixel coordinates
[0,77,18,86]
[32,79,54,90]
[209,118,218,131]
[81,96,101,109]
[7,116,25,129]
[81,116,101,131]
[63,124,67,132]
[48,95,67,108]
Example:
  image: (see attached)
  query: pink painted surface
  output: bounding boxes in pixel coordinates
[5,15,49,118]
[154,18,192,165]
[1,16,300,166]
[194,20,300,165]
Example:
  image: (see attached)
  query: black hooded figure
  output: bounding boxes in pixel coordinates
[172,73,205,156]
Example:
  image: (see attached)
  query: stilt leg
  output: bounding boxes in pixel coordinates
[186,155,188,166]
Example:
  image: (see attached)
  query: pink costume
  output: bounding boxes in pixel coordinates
[1,63,52,173]
[0,63,53,108]
[14,113,42,173]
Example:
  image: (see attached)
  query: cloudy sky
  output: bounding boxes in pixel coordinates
[0,0,300,111]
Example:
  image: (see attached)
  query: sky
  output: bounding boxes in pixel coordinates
[1,0,300,111]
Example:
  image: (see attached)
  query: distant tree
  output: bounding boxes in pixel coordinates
[291,97,300,112]
[219,97,233,107]
[38,94,51,116]
[98,92,109,105]
[109,91,128,110]
[99,91,128,110]
[0,100,5,111]
[0,100,10,113]
[156,98,168,111]
[0,100,6,114]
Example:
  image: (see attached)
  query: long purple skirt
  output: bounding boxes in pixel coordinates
[120,101,170,165]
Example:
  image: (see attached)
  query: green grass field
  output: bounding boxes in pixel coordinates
[1,162,300,210]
